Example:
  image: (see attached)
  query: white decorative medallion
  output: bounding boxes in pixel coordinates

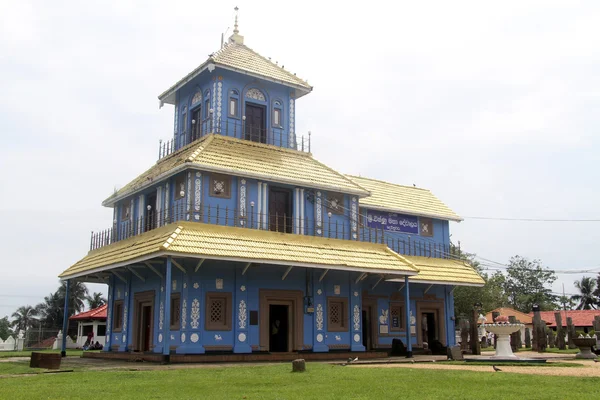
[353,305,360,331]
[354,291,358,297]
[171,335,175,341]
[216,279,223,289]
[190,333,199,343]
[158,333,163,343]
[181,333,186,343]
[193,282,199,290]
[238,300,247,329]
[172,280,177,291]
[316,333,323,343]
[334,285,340,295]
[335,335,341,341]
[240,285,246,292]
[191,299,200,329]
[316,304,324,331]
[317,289,322,295]
[123,306,128,332]
[183,282,187,289]
[238,333,247,342]
[122,334,126,343]
[379,309,389,325]
[289,98,295,147]
[354,334,361,343]
[181,299,187,329]
[214,334,222,341]
[159,301,164,330]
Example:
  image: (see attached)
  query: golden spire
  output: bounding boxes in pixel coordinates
[229,6,244,45]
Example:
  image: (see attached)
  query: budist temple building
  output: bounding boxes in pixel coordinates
[59,13,484,361]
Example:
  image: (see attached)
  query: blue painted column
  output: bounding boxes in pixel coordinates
[163,256,172,360]
[124,273,133,351]
[405,275,413,358]
[312,270,328,352]
[233,265,251,353]
[61,279,70,357]
[350,274,365,352]
[103,275,115,352]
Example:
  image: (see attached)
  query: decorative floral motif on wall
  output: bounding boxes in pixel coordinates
[190,299,200,329]
[354,334,360,343]
[212,81,217,131]
[190,333,199,343]
[172,280,177,291]
[159,301,164,330]
[316,304,324,331]
[194,172,201,215]
[181,299,187,330]
[216,279,223,289]
[158,333,163,343]
[317,289,322,295]
[181,333,186,343]
[217,81,223,131]
[353,305,360,331]
[335,335,341,341]
[192,91,202,105]
[289,98,295,147]
[164,182,170,220]
[240,285,246,292]
[316,333,323,343]
[315,192,322,234]
[193,282,199,290]
[246,88,265,101]
[238,300,247,329]
[238,333,247,342]
[214,334,222,341]
[379,309,389,325]
[239,179,247,225]
[123,305,128,332]
[351,197,358,234]
[186,173,192,220]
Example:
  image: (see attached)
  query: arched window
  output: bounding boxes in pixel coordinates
[229,89,240,118]
[272,100,283,128]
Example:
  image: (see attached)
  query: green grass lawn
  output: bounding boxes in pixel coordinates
[0,349,83,358]
[517,347,580,354]
[0,362,599,399]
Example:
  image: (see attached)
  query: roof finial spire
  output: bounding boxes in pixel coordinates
[233,6,239,35]
[229,6,244,45]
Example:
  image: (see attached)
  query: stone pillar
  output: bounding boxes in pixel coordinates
[470,305,481,355]
[509,316,519,352]
[555,312,566,350]
[459,318,470,352]
[61,279,70,357]
[547,327,555,348]
[524,328,531,348]
[350,274,365,352]
[567,317,577,349]
[404,275,412,358]
[163,256,172,360]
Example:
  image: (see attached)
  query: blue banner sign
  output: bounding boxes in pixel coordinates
[365,210,419,234]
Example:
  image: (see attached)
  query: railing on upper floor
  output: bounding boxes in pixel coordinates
[158,118,311,160]
[89,203,460,261]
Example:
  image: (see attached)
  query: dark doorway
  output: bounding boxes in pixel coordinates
[245,103,266,143]
[145,193,157,232]
[268,187,292,233]
[191,106,202,142]
[269,304,289,352]
[423,312,436,346]
[140,303,153,352]
[362,309,371,350]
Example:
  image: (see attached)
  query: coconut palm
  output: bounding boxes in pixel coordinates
[10,305,38,333]
[572,277,597,310]
[86,292,107,309]
[35,292,63,328]
[57,281,89,315]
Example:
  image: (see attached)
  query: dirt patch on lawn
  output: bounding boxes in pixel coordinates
[353,360,600,377]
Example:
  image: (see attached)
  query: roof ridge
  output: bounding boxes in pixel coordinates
[346,174,432,192]
[305,159,370,195]
[162,225,184,250]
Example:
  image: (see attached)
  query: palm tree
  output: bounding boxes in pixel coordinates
[11,305,38,333]
[35,292,63,328]
[57,281,89,316]
[86,292,107,309]
[572,277,597,310]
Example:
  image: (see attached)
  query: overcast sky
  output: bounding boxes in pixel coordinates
[1,0,599,320]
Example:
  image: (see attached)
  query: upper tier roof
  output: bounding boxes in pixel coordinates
[103,134,369,206]
[158,41,312,106]
[345,175,463,222]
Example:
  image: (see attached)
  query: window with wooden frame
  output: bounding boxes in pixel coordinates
[326,192,344,215]
[390,303,405,331]
[205,292,232,330]
[419,217,434,237]
[113,301,124,332]
[174,175,186,200]
[121,203,130,221]
[272,101,282,127]
[170,293,181,330]
[204,90,211,119]
[209,174,231,198]
[327,297,348,332]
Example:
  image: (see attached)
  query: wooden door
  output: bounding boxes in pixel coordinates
[269,187,292,233]
[191,107,202,142]
[245,103,266,143]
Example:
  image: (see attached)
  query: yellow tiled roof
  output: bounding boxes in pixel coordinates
[159,42,311,104]
[346,175,462,222]
[59,222,418,279]
[104,135,369,206]
[403,256,484,286]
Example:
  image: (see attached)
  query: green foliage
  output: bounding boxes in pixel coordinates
[10,305,38,333]
[86,292,107,310]
[572,277,598,310]
[0,316,14,340]
[504,256,557,313]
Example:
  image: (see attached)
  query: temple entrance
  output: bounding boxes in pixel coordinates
[133,291,154,352]
[421,312,437,346]
[245,103,266,143]
[269,304,289,352]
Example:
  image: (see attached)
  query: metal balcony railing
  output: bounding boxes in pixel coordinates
[89,204,458,261]
[158,118,311,161]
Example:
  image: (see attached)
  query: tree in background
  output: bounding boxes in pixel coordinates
[35,292,64,328]
[572,276,597,310]
[10,305,38,333]
[504,256,556,313]
[86,292,107,310]
[452,246,508,317]
[57,280,89,315]
[0,316,14,340]
[557,295,577,310]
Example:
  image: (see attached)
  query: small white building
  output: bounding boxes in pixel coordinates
[69,304,107,347]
